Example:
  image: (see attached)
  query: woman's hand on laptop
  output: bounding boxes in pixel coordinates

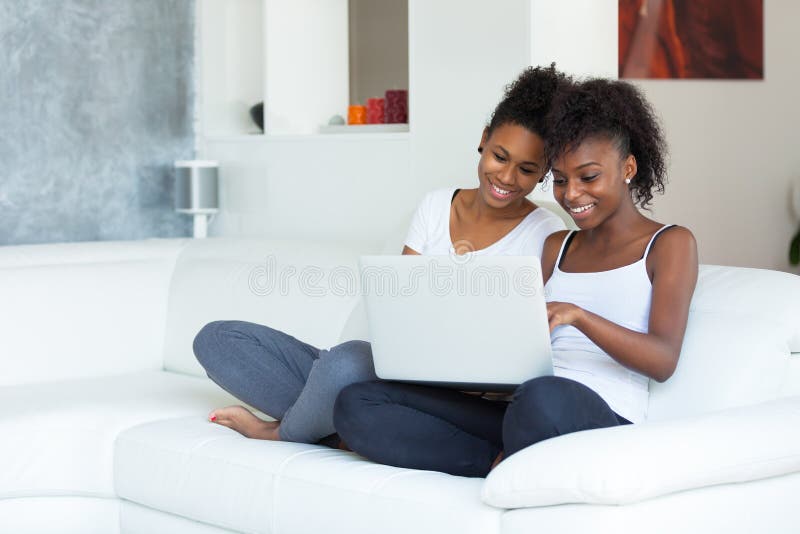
[546,301,584,333]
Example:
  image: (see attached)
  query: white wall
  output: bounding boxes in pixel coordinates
[199,0,264,135]
[264,0,349,134]
[201,0,800,272]
[348,0,409,105]
[642,1,799,272]
[529,0,799,272]
[201,0,537,250]
[409,0,533,197]
[202,134,411,248]
[530,0,618,78]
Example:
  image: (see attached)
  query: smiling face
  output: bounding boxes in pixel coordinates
[550,135,637,229]
[477,123,547,209]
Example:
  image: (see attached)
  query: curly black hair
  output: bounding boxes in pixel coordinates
[545,78,668,208]
[486,63,572,143]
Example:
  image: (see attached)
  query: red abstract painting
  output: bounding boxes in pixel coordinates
[619,0,763,79]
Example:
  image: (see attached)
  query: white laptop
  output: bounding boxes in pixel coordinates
[359,255,553,391]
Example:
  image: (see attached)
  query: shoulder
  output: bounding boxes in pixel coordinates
[647,225,699,279]
[424,187,459,204]
[543,230,571,259]
[650,225,697,258]
[415,187,458,214]
[541,230,572,282]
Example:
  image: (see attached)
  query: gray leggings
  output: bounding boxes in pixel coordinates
[192,321,376,444]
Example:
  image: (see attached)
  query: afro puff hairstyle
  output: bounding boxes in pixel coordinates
[485,63,572,147]
[545,78,668,209]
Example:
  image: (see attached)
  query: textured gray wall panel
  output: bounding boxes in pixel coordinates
[0,0,194,245]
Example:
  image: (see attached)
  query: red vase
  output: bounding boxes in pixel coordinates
[366,98,385,124]
[384,90,408,124]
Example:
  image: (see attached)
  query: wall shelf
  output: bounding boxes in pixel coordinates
[318,124,408,134]
[197,0,409,140]
[201,131,410,144]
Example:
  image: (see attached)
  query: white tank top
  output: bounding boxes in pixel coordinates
[544,225,674,423]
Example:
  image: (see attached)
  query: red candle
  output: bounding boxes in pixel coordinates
[347,105,367,125]
[366,97,385,124]
[384,89,408,124]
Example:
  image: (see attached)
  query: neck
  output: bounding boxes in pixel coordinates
[582,197,646,245]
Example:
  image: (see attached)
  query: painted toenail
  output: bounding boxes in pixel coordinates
[210,415,217,422]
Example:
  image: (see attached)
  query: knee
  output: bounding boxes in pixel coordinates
[502,377,569,454]
[192,321,226,365]
[512,376,571,416]
[319,341,376,384]
[506,377,577,434]
[192,320,247,369]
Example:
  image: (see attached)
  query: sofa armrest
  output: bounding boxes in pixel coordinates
[481,396,800,509]
[0,239,187,385]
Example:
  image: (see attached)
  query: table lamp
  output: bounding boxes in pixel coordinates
[174,160,219,239]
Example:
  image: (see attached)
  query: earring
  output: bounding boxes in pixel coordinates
[625,178,631,184]
[477,147,483,154]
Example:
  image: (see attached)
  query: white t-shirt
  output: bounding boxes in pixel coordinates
[404,188,565,257]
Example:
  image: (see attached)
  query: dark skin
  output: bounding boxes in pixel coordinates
[491,136,698,471]
[403,122,548,256]
[543,136,698,383]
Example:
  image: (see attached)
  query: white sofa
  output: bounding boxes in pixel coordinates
[2,237,800,534]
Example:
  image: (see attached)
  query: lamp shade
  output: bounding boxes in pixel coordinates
[174,160,219,213]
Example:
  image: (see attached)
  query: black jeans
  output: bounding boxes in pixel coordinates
[333,375,631,478]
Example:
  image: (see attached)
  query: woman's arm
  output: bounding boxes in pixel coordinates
[547,227,698,382]
[402,246,420,255]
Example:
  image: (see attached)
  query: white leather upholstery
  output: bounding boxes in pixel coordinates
[2,238,799,534]
[115,417,317,533]
[337,298,371,343]
[483,396,800,507]
[271,444,500,534]
[115,417,502,534]
[161,238,379,377]
[0,371,237,500]
[0,497,120,534]
[499,471,800,534]
[648,266,800,420]
[121,501,238,534]
[0,239,186,385]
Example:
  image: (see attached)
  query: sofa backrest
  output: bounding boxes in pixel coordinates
[0,239,186,386]
[161,239,800,418]
[162,238,380,376]
[647,265,800,421]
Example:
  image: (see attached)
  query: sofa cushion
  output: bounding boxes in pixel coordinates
[482,396,800,508]
[115,417,503,534]
[648,265,800,420]
[120,501,238,534]
[499,471,800,534]
[0,370,237,500]
[162,238,379,377]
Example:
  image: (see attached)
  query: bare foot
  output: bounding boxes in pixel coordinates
[208,405,281,440]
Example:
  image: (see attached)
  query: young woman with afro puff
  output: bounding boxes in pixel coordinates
[333,78,698,477]
[191,65,571,447]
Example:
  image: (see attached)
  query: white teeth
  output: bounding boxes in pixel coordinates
[570,203,595,213]
[492,184,511,196]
